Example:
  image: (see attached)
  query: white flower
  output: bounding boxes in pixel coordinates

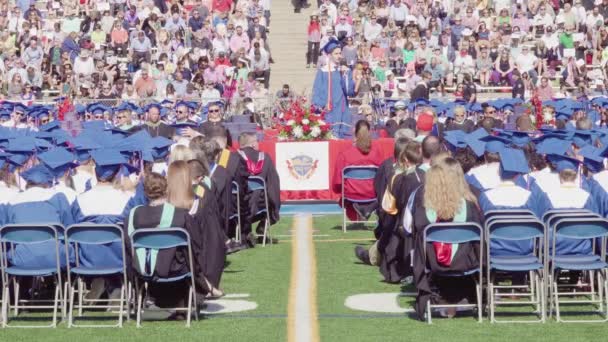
[292,126,304,138]
[311,126,321,137]
[302,118,310,125]
[318,120,326,126]
[287,119,295,126]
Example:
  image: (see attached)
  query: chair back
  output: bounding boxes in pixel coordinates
[486,218,545,242]
[248,176,266,192]
[0,224,58,244]
[342,165,378,181]
[542,209,595,225]
[553,218,608,240]
[485,209,535,222]
[424,222,483,244]
[66,224,123,245]
[231,181,239,195]
[131,228,190,250]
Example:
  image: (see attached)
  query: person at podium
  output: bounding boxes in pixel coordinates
[312,39,355,138]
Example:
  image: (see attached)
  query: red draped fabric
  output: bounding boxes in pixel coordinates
[255,138,394,201]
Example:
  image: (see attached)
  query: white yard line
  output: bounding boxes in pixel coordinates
[288,214,319,342]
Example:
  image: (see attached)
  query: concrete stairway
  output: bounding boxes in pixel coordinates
[268,1,316,95]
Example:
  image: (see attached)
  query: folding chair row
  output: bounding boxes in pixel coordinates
[423,210,608,324]
[341,165,379,233]
[0,224,199,328]
[484,209,608,324]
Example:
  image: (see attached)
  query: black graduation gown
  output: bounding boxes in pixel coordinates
[188,187,227,291]
[221,150,251,237]
[410,83,430,101]
[241,146,281,226]
[444,119,475,133]
[210,165,231,234]
[124,205,191,307]
[373,158,395,239]
[410,188,482,320]
[141,122,176,139]
[378,167,426,284]
[198,120,233,147]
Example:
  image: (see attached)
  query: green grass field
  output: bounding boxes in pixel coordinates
[2,214,608,341]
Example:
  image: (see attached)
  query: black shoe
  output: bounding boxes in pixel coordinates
[245,232,257,248]
[355,246,371,265]
[352,203,374,220]
[226,239,247,254]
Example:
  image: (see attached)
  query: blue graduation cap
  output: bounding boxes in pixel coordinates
[481,135,510,153]
[160,99,174,106]
[145,103,162,112]
[87,103,109,115]
[499,148,530,178]
[535,137,572,155]
[37,148,78,178]
[175,100,200,111]
[505,130,532,147]
[70,136,102,162]
[444,133,467,151]
[39,120,61,132]
[91,149,136,181]
[0,109,11,120]
[75,104,87,115]
[571,130,596,148]
[81,120,108,131]
[579,145,605,173]
[20,164,55,186]
[150,136,173,160]
[322,38,341,54]
[547,154,581,172]
[13,103,27,114]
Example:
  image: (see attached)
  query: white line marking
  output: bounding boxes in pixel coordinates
[291,214,318,342]
[223,293,251,299]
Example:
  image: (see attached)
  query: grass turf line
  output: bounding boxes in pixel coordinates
[314,215,608,342]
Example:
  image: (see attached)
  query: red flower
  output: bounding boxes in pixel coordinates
[303,125,311,133]
[320,124,329,133]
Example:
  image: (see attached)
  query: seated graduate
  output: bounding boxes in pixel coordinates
[356,139,423,284]
[71,149,135,269]
[466,136,506,192]
[529,139,587,194]
[0,160,20,205]
[333,120,385,221]
[205,126,250,243]
[584,146,608,215]
[185,160,229,297]
[444,105,475,133]
[125,170,195,312]
[6,165,74,269]
[411,156,482,320]
[544,154,600,256]
[479,148,549,257]
[140,103,176,139]
[70,141,99,194]
[37,148,79,204]
[238,131,281,244]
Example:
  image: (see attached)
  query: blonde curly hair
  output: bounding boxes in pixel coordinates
[424,156,476,220]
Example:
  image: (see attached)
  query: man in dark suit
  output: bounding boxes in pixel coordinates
[140,103,175,139]
[410,71,431,101]
[247,17,267,40]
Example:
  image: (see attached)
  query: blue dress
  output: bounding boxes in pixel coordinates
[312,67,355,138]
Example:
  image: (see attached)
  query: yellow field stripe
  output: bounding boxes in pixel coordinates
[287,214,319,342]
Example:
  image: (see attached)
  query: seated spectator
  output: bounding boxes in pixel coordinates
[333,120,385,221]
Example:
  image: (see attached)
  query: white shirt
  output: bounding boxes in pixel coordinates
[586,13,604,29]
[389,4,408,22]
[73,57,95,76]
[515,53,538,72]
[363,22,383,42]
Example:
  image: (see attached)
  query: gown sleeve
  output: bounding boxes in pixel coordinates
[312,69,327,109]
[52,193,74,227]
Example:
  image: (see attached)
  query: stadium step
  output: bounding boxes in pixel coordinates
[268,1,316,94]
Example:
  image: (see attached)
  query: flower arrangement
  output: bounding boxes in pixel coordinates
[275,97,332,141]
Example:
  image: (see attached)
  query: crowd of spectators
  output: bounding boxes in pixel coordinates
[306,0,608,104]
[0,0,274,112]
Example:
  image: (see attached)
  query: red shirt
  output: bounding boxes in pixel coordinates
[332,142,384,200]
[212,0,232,12]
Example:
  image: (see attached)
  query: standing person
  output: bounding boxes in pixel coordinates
[306,15,321,68]
[140,103,175,139]
[312,39,355,138]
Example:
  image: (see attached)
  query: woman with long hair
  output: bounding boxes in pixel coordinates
[167,160,227,298]
[411,156,482,320]
[333,120,385,221]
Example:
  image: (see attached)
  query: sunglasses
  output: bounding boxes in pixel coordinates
[177,110,188,114]
[117,116,126,119]
[487,110,496,114]
[40,119,49,124]
[209,109,220,113]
